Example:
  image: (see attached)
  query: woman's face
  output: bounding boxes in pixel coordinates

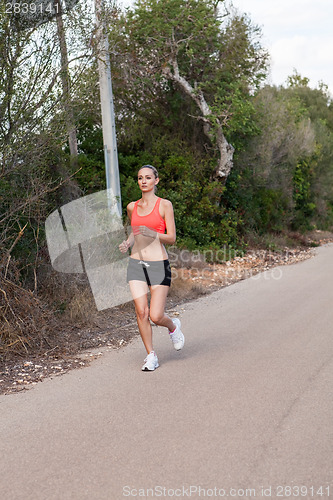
[138,168,159,192]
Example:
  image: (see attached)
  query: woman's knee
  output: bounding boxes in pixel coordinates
[135,305,149,322]
[149,310,164,325]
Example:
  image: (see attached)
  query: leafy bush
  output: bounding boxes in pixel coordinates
[292,158,316,230]
[118,144,244,250]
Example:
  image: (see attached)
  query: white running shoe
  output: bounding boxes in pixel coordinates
[169,318,185,350]
[141,351,159,371]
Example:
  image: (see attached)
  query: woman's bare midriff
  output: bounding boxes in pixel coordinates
[131,233,168,261]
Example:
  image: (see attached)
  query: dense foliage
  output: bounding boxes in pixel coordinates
[1,0,333,294]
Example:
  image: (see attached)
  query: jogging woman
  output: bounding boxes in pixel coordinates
[119,165,185,371]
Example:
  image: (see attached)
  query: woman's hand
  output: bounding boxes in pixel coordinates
[119,240,131,253]
[139,226,157,239]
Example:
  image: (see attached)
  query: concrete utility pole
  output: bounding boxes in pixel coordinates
[94,0,122,217]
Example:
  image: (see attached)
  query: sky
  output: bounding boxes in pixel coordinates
[118,0,333,96]
[232,0,333,94]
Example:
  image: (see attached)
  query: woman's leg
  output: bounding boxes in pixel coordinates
[129,280,153,354]
[149,284,175,331]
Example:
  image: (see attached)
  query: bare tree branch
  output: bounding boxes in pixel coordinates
[162,56,234,180]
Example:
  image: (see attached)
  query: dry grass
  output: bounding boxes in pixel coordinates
[242,229,321,251]
[169,247,207,269]
[37,264,94,324]
[168,273,208,301]
[0,276,57,360]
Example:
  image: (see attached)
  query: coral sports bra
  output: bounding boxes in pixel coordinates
[131,197,166,235]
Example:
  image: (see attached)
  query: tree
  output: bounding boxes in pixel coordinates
[0,2,95,287]
[108,0,268,182]
[228,77,333,235]
[54,0,78,163]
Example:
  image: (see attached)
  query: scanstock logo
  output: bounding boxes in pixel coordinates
[7,0,80,30]
[45,190,133,311]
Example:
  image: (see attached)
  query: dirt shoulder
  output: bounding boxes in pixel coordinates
[1,230,333,396]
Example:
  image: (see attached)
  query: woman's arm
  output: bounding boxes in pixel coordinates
[119,202,135,253]
[158,199,176,245]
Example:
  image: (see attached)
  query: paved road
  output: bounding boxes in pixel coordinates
[1,244,333,500]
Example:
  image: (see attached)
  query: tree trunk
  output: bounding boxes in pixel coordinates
[162,57,234,182]
[54,0,78,163]
[52,0,81,203]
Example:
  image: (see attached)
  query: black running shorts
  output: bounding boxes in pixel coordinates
[127,258,171,287]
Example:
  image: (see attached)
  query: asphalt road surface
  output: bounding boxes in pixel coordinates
[1,244,332,500]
